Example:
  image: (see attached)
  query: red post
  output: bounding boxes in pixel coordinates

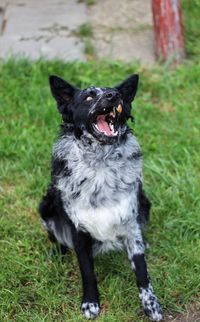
[152,0,185,62]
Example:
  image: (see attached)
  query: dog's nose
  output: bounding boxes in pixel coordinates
[105,91,119,100]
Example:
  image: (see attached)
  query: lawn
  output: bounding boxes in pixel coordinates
[0,2,200,322]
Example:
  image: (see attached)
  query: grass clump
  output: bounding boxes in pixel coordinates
[77,23,93,39]
[76,23,95,59]
[84,0,96,6]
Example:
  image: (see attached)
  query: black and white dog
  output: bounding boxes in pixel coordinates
[39,74,163,321]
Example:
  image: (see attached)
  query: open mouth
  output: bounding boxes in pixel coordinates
[92,105,122,138]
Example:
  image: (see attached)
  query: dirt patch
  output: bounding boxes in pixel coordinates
[164,303,200,322]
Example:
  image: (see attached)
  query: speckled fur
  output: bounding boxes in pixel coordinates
[39,75,163,321]
[52,130,142,254]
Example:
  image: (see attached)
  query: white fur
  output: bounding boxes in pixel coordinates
[139,284,163,321]
[81,302,100,319]
[71,196,133,241]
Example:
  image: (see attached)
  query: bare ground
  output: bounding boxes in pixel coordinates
[164,303,200,322]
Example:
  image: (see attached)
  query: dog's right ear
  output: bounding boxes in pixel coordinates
[49,75,78,114]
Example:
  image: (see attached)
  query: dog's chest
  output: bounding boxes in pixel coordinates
[54,134,142,242]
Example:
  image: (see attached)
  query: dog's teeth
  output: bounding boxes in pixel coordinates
[86,96,93,101]
[110,124,114,132]
[109,111,115,118]
[109,123,118,136]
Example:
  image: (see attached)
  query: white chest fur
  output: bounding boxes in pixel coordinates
[54,132,142,243]
[70,188,136,241]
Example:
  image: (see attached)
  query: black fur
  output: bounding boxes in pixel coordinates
[137,181,151,226]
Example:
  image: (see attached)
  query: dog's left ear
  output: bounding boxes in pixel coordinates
[49,75,78,114]
[116,74,139,103]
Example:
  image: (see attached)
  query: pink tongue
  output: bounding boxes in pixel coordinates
[96,115,113,135]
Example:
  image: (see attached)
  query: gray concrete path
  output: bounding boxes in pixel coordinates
[0,0,155,64]
[0,0,88,60]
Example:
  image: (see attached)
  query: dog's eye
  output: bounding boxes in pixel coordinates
[86,96,93,102]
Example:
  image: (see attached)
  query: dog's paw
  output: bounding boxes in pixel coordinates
[139,285,163,321]
[81,302,100,320]
[143,300,163,321]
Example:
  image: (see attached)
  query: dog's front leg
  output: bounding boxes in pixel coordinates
[124,224,163,321]
[72,228,100,320]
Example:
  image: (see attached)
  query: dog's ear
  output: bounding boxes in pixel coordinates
[49,75,78,114]
[116,74,139,103]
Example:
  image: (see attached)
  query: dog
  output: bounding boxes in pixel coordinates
[39,74,163,321]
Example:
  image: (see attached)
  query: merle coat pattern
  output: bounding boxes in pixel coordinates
[39,74,163,321]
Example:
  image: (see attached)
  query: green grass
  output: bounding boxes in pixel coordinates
[1,2,200,321]
[77,23,93,39]
[182,0,200,58]
[0,58,200,322]
[85,0,96,6]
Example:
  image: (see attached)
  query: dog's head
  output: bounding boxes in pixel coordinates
[49,74,139,144]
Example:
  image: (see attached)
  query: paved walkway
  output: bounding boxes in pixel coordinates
[0,0,155,64]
